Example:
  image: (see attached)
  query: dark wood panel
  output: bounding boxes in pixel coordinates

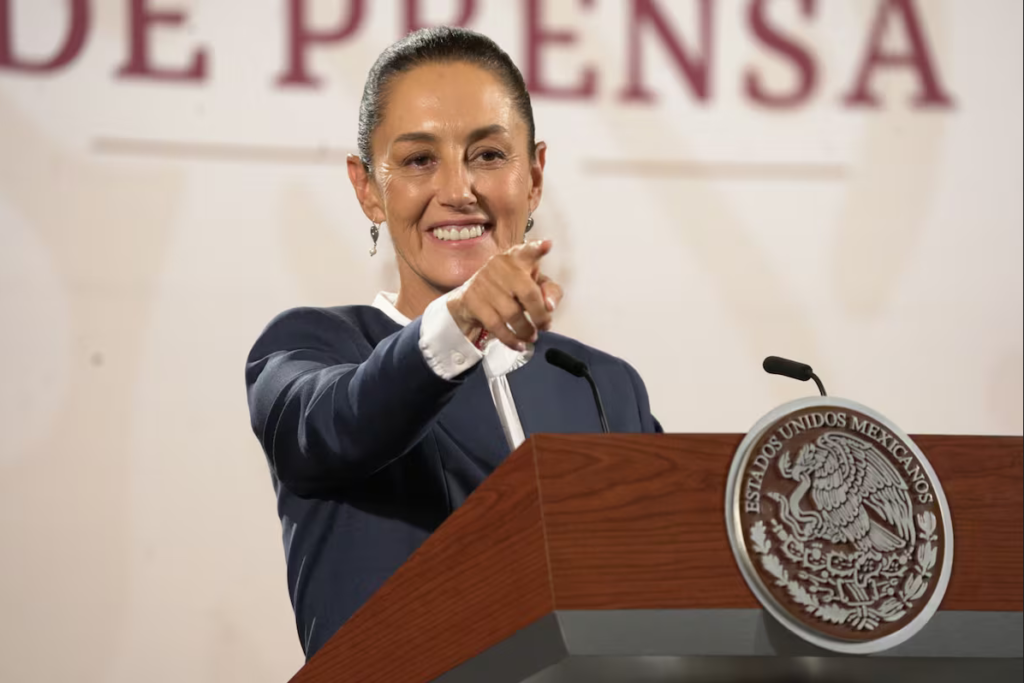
[536,434,1023,613]
[291,443,554,683]
[536,433,757,610]
[913,435,1023,611]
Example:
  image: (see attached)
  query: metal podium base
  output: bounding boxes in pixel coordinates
[523,655,1022,683]
[434,609,1023,683]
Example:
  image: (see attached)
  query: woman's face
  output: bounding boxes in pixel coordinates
[349,61,545,296]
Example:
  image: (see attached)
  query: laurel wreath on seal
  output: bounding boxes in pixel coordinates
[749,511,938,630]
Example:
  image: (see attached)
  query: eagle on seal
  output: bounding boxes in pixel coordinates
[777,432,915,553]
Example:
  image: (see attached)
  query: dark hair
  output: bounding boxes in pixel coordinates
[357,27,536,172]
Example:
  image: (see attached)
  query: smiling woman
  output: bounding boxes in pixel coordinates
[244,26,661,661]
[348,57,548,332]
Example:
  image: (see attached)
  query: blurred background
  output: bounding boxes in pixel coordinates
[1,1,1020,681]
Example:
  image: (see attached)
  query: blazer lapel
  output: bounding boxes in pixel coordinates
[507,339,604,438]
[435,367,510,471]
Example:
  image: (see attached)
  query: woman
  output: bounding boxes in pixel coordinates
[246,27,661,660]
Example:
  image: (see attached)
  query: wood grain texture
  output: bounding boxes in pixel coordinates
[293,434,1022,682]
[534,434,1023,613]
[290,442,553,683]
[913,435,1023,611]
[536,433,756,610]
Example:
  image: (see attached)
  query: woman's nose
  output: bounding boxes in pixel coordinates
[436,161,476,209]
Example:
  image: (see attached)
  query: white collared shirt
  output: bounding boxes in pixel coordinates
[372,292,531,450]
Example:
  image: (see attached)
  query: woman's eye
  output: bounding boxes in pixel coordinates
[477,150,505,162]
[406,155,433,168]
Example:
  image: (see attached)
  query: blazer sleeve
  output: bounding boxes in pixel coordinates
[623,360,664,434]
[245,307,467,496]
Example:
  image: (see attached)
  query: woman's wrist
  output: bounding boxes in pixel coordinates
[444,292,482,343]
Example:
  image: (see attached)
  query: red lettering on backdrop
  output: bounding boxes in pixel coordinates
[525,0,597,99]
[0,0,88,73]
[745,0,817,108]
[843,0,953,108]
[116,0,207,81]
[404,0,476,34]
[620,0,714,104]
[278,0,364,87]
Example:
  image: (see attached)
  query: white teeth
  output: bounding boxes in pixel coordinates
[433,225,484,241]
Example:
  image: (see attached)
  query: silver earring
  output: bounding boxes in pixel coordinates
[525,215,534,233]
[369,223,380,257]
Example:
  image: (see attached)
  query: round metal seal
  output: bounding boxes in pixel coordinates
[725,397,953,654]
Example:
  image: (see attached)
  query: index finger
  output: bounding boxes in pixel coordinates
[512,239,553,268]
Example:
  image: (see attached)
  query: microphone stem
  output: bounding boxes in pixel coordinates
[811,373,827,397]
[583,371,610,433]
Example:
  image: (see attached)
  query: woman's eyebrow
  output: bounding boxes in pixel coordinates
[466,124,509,145]
[393,131,437,145]
[392,124,509,146]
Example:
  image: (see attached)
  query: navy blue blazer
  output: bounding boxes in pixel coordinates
[245,304,660,659]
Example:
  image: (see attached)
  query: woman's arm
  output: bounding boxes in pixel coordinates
[245,306,467,497]
[247,240,565,497]
[623,360,664,434]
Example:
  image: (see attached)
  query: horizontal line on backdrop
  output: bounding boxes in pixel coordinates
[581,159,848,180]
[93,138,847,181]
[93,137,354,165]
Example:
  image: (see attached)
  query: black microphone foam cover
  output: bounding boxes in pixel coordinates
[545,348,588,378]
[763,356,814,382]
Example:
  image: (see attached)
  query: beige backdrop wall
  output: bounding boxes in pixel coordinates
[1,1,1021,681]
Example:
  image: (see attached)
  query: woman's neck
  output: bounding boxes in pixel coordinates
[393,280,446,321]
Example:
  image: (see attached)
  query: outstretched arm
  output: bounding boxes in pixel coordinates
[245,307,468,497]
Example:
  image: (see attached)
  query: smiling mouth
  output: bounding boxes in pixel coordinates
[430,224,487,242]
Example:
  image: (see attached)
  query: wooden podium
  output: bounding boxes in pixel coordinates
[290,434,1023,683]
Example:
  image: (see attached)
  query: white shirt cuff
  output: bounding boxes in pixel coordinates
[419,294,484,380]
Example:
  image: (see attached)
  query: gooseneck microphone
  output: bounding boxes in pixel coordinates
[545,348,610,433]
[763,355,828,397]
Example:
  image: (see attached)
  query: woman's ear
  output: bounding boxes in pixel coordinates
[347,154,386,223]
[528,141,547,214]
